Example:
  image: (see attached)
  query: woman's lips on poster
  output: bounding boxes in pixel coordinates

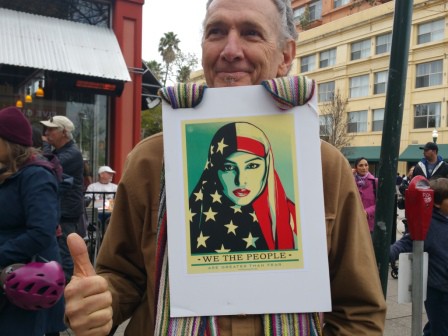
[233,188,250,197]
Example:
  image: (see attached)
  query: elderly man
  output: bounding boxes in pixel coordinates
[86,166,118,208]
[41,115,84,282]
[64,0,386,335]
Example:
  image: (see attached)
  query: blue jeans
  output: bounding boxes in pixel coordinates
[57,220,78,282]
[424,286,448,336]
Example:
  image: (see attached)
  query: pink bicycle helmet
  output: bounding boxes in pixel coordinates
[0,261,65,310]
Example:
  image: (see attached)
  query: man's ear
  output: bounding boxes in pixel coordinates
[277,39,296,77]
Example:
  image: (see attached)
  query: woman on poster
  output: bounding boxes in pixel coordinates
[189,122,297,253]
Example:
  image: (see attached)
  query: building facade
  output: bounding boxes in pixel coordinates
[293,0,448,174]
[0,0,145,181]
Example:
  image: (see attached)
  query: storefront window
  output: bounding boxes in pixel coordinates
[0,0,111,27]
[0,69,109,182]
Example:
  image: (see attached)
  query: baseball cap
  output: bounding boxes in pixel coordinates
[40,116,75,132]
[419,142,438,151]
[98,166,116,174]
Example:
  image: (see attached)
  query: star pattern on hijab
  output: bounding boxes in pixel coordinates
[216,138,228,154]
[243,233,259,248]
[210,190,222,203]
[197,231,210,248]
[224,220,238,235]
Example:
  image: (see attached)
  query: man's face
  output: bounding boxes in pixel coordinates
[99,172,114,184]
[202,0,295,88]
[423,149,436,161]
[44,127,65,149]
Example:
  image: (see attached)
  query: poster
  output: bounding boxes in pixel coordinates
[163,85,330,317]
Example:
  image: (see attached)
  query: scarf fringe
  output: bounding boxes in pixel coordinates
[157,76,315,111]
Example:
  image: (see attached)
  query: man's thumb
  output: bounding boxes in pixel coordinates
[67,233,96,277]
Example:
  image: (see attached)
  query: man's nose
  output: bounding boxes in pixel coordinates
[220,30,243,62]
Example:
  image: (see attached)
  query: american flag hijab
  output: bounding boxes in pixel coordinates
[189,121,297,254]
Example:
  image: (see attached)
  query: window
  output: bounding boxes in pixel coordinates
[416,60,443,88]
[293,7,305,24]
[0,0,111,27]
[374,71,388,94]
[417,19,444,44]
[334,0,350,8]
[301,55,316,73]
[372,109,384,132]
[309,0,322,21]
[318,81,335,102]
[320,48,336,68]
[348,111,368,133]
[351,39,371,60]
[349,75,369,98]
[319,115,333,138]
[376,33,392,54]
[414,102,441,129]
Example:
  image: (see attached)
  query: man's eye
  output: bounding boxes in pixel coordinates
[243,29,261,38]
[206,27,224,38]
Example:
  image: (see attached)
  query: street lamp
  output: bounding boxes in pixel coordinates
[432,128,438,143]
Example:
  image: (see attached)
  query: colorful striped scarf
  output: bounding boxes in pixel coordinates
[155,76,322,336]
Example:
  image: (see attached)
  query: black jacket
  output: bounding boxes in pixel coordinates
[413,157,448,180]
[50,140,84,220]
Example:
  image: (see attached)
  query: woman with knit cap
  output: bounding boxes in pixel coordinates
[0,106,66,335]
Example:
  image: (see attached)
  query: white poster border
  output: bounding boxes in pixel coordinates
[163,85,330,317]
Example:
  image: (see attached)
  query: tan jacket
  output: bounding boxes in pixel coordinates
[96,133,386,335]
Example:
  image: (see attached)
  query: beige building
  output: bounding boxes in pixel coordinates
[294,0,448,174]
[191,0,448,174]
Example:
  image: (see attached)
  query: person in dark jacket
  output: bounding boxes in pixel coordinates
[0,106,66,335]
[41,116,84,282]
[390,177,448,335]
[413,142,448,180]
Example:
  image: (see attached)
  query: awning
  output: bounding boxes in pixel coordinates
[141,62,162,110]
[399,144,448,161]
[0,8,130,82]
[341,146,381,162]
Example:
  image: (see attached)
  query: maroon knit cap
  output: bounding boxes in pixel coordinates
[0,106,33,146]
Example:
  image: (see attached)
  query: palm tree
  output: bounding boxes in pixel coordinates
[145,60,163,82]
[158,32,180,86]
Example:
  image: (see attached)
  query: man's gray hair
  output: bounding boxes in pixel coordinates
[65,130,74,141]
[204,0,298,42]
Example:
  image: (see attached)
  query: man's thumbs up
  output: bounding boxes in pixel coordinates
[67,233,96,277]
[64,233,113,335]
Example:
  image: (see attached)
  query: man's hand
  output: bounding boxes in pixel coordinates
[64,233,113,336]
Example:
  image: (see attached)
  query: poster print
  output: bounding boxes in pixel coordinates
[184,116,303,274]
[163,85,330,317]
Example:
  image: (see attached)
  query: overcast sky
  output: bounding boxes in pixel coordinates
[142,0,207,68]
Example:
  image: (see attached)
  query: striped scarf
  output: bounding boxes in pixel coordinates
[155,76,322,336]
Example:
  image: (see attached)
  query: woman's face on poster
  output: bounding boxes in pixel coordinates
[217,151,267,206]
